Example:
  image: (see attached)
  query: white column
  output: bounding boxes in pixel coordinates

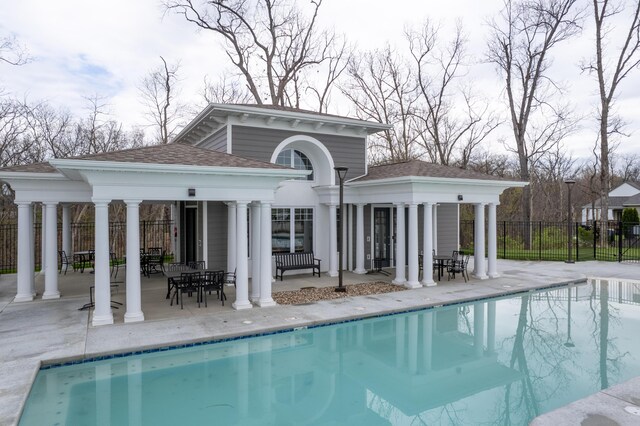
[422,202,435,286]
[354,203,366,274]
[62,204,71,257]
[124,200,144,323]
[258,202,275,307]
[487,301,496,353]
[170,203,176,260]
[250,203,261,303]
[226,202,237,274]
[474,203,488,279]
[487,202,499,278]
[202,201,208,268]
[406,203,420,288]
[328,204,338,277]
[174,203,181,263]
[474,302,485,357]
[233,201,252,310]
[15,202,34,302]
[29,207,35,295]
[43,202,60,299]
[40,204,46,276]
[92,200,113,326]
[393,203,406,285]
[347,204,353,271]
[432,204,438,254]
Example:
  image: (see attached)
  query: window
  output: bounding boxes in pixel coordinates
[275,149,314,181]
[272,208,314,253]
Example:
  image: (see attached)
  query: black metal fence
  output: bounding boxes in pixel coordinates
[460,220,640,263]
[0,220,174,273]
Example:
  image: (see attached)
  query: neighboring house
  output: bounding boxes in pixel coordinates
[581,182,640,223]
[0,104,526,326]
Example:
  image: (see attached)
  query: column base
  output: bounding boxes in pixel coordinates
[488,272,500,279]
[14,294,34,302]
[473,274,489,280]
[232,300,253,310]
[42,291,61,300]
[392,279,406,285]
[421,279,436,287]
[257,298,276,307]
[92,313,114,326]
[250,296,260,303]
[404,281,422,289]
[353,268,367,275]
[124,312,145,323]
[327,271,338,277]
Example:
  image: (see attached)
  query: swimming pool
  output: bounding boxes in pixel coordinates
[20,278,640,425]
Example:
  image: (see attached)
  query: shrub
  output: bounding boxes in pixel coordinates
[622,208,640,238]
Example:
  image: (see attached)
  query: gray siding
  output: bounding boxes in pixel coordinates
[206,201,228,269]
[437,203,459,254]
[231,126,366,177]
[199,127,227,152]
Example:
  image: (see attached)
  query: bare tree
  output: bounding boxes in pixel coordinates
[0,34,30,66]
[487,0,583,227]
[581,0,640,234]
[407,21,500,167]
[201,74,252,105]
[341,47,420,163]
[165,0,342,108]
[139,56,182,144]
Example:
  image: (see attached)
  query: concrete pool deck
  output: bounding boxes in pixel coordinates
[0,259,639,425]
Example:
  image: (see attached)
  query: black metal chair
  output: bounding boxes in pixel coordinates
[110,252,125,279]
[145,250,165,277]
[447,253,470,282]
[188,260,206,270]
[58,250,71,275]
[202,270,226,306]
[166,262,189,299]
[171,271,202,309]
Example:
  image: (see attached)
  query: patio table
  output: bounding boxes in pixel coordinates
[73,250,94,273]
[433,255,453,281]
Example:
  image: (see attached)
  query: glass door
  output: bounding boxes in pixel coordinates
[374,207,391,267]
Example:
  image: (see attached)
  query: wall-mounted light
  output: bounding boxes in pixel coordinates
[457,194,463,201]
[188,188,196,197]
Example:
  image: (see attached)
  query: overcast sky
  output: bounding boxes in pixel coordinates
[1,0,639,161]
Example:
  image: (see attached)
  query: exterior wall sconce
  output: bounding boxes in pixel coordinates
[457,194,463,201]
[188,188,196,197]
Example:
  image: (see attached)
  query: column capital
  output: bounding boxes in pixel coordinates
[488,202,500,207]
[355,203,366,208]
[43,201,59,206]
[393,202,406,207]
[423,201,434,207]
[225,201,237,207]
[235,200,251,207]
[406,202,419,208]
[260,201,272,207]
[124,199,143,206]
[476,202,488,206]
[15,201,32,207]
[326,202,338,207]
[91,198,112,206]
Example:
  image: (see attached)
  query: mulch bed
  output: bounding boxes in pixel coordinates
[272,281,405,305]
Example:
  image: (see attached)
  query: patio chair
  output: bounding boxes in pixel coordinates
[58,250,71,275]
[110,252,125,279]
[202,270,226,306]
[145,250,165,277]
[171,271,203,309]
[188,260,206,270]
[447,253,470,282]
[166,262,189,299]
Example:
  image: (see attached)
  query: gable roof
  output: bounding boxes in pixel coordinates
[583,196,630,209]
[350,160,521,183]
[623,193,640,206]
[0,144,290,175]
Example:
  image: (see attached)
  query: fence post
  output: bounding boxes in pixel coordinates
[593,222,597,259]
[538,221,542,260]
[618,221,623,262]
[503,221,506,259]
[575,222,579,261]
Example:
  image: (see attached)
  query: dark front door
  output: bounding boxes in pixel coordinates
[374,207,391,267]
[185,206,197,263]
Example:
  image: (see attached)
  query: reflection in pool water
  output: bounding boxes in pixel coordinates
[20,279,640,425]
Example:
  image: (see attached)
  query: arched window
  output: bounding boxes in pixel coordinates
[275,149,314,181]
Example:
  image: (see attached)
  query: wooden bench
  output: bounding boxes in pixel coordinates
[274,252,321,281]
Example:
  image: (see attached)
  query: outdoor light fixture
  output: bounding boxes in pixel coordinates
[457,194,463,201]
[335,166,348,293]
[565,179,576,264]
[188,188,196,197]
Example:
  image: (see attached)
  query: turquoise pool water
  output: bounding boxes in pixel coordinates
[20,279,640,425]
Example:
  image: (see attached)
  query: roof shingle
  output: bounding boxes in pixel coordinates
[350,160,520,183]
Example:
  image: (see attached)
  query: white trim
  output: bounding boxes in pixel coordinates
[226,123,233,154]
[347,175,527,188]
[270,135,335,186]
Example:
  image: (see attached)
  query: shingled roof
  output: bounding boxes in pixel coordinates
[0,144,290,174]
[350,160,520,183]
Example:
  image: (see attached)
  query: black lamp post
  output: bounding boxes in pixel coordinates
[565,179,576,264]
[335,166,348,293]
